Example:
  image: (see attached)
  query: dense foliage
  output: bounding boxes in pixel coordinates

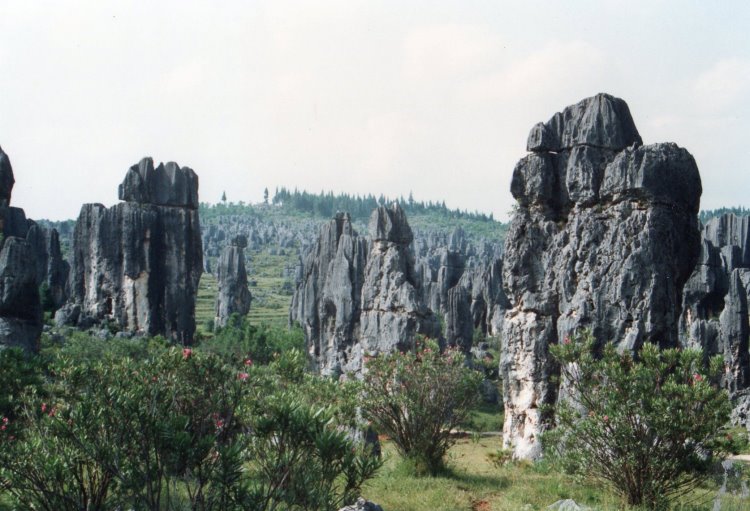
[545,332,732,510]
[360,339,482,476]
[205,314,305,365]
[271,187,496,223]
[0,335,379,511]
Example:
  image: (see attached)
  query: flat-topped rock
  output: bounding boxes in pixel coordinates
[118,157,199,209]
[65,159,202,343]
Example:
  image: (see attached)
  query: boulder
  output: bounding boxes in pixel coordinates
[501,94,702,459]
[338,498,383,511]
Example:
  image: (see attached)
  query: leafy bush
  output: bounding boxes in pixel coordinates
[360,339,482,475]
[0,348,46,423]
[0,340,378,511]
[247,393,381,510]
[206,315,304,364]
[545,332,732,509]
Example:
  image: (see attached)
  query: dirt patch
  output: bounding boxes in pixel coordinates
[471,498,491,511]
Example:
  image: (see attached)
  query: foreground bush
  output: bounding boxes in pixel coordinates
[360,339,482,475]
[545,332,732,510]
[0,340,378,511]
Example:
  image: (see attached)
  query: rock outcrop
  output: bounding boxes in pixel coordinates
[64,157,202,343]
[501,93,702,459]
[413,228,508,349]
[0,146,50,351]
[26,223,70,310]
[214,235,252,327]
[680,213,750,424]
[359,204,440,357]
[290,204,439,375]
[290,212,368,375]
[0,237,42,351]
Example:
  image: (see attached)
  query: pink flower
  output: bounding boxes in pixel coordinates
[48,407,57,417]
[1,425,5,431]
[244,358,253,366]
[693,373,703,382]
[215,419,225,429]
[563,337,571,345]
[2,417,8,424]
[41,403,47,413]
[237,372,249,381]
[182,348,193,360]
[603,415,609,423]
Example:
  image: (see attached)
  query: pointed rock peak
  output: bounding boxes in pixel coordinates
[0,146,15,207]
[118,157,199,209]
[527,93,642,152]
[369,202,413,245]
[333,211,356,237]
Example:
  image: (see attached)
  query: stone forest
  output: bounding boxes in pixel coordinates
[1,94,749,510]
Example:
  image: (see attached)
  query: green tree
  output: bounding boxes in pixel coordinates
[360,339,482,475]
[545,332,732,510]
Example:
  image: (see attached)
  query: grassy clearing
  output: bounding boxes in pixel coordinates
[364,440,748,511]
[460,401,503,433]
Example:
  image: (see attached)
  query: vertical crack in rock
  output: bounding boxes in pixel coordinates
[501,93,702,459]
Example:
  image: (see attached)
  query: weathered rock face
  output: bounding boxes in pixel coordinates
[0,237,42,351]
[680,214,750,422]
[26,223,70,309]
[65,158,202,343]
[290,212,368,375]
[359,203,440,357]
[119,157,199,208]
[214,235,252,327]
[0,147,47,351]
[501,93,702,459]
[291,205,439,375]
[413,227,508,349]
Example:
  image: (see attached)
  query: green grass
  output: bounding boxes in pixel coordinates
[363,440,749,511]
[195,272,217,334]
[460,402,503,433]
[197,247,297,336]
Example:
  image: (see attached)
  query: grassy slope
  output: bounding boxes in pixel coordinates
[365,440,747,511]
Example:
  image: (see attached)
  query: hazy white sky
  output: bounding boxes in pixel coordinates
[1,0,748,221]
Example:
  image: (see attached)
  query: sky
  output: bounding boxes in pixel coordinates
[1,0,749,222]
